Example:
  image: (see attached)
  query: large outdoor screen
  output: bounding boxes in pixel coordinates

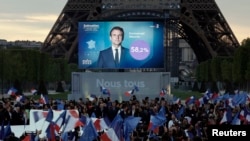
[78,21,164,69]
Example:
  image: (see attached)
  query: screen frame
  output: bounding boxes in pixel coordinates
[78,20,165,69]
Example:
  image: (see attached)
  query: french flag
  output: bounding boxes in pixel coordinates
[124,89,134,97]
[220,107,232,124]
[231,112,241,125]
[62,110,83,132]
[204,89,212,99]
[172,96,181,104]
[184,116,192,124]
[91,117,109,132]
[54,110,66,132]
[210,92,219,100]
[239,108,250,122]
[185,96,195,105]
[100,86,110,95]
[195,96,208,107]
[40,109,54,138]
[109,114,124,141]
[133,85,139,92]
[7,87,17,96]
[160,88,166,97]
[89,94,97,101]
[226,97,235,108]
[46,122,56,141]
[39,94,49,104]
[31,88,37,95]
[15,95,25,102]
[21,133,36,141]
[33,111,48,123]
[148,107,166,134]
[246,114,250,122]
[240,109,246,121]
[62,115,79,133]
[100,128,119,141]
[148,115,160,134]
[124,85,139,97]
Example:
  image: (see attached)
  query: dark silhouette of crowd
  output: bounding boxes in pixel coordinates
[0,92,250,141]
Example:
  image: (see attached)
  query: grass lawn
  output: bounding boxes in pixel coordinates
[171,89,204,100]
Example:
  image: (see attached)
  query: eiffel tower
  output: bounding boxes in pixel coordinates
[41,0,239,74]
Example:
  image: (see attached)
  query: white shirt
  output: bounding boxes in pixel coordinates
[168,120,175,128]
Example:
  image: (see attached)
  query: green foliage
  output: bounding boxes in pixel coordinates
[221,58,233,82]
[211,57,222,82]
[0,48,79,91]
[241,37,250,48]
[196,61,212,82]
[245,61,250,80]
[232,47,248,83]
[195,37,250,91]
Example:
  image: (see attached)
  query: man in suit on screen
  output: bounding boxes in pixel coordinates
[97,26,132,68]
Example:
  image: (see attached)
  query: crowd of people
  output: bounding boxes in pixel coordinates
[0,90,250,141]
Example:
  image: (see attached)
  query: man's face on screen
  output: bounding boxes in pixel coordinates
[110,29,123,47]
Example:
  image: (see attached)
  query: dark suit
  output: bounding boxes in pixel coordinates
[97,47,132,68]
[129,109,140,117]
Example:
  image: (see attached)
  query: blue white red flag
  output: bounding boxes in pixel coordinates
[91,117,109,132]
[30,88,37,95]
[148,106,166,133]
[54,110,66,132]
[100,86,110,95]
[15,95,25,102]
[231,111,241,125]
[62,110,83,133]
[239,107,250,122]
[7,87,17,96]
[89,94,97,101]
[195,96,208,107]
[133,85,139,92]
[124,85,139,97]
[185,96,195,105]
[124,89,134,97]
[39,94,49,104]
[220,107,232,124]
[46,122,56,141]
[110,114,124,141]
[172,96,181,104]
[160,88,166,97]
[33,110,48,122]
[204,89,212,99]
[100,128,119,141]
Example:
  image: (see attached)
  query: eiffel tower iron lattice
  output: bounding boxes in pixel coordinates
[41,0,239,72]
